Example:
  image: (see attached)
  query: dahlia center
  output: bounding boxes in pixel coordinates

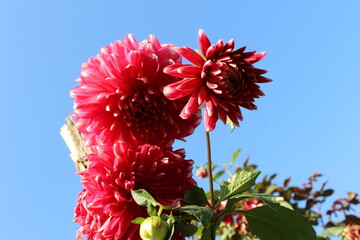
[122,97,161,126]
[220,67,245,98]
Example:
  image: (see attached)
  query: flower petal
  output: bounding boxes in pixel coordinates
[163,63,196,78]
[198,29,211,56]
[180,92,201,119]
[163,78,201,100]
[245,51,267,63]
[204,103,217,132]
[174,47,205,66]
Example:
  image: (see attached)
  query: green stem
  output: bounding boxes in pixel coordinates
[206,131,214,208]
[206,131,216,240]
[157,205,164,216]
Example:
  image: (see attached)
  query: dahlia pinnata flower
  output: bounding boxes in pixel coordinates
[71,34,201,149]
[74,142,195,240]
[163,29,271,132]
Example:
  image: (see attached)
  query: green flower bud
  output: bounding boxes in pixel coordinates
[139,216,170,240]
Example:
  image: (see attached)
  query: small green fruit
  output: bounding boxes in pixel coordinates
[139,216,170,240]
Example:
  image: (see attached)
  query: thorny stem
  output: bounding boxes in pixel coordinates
[206,131,216,240]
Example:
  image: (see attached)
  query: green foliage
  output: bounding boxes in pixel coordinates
[220,170,261,201]
[147,204,158,217]
[175,220,198,237]
[318,226,345,238]
[131,189,159,207]
[132,217,145,224]
[226,116,236,132]
[183,186,209,207]
[234,206,317,240]
[213,170,226,182]
[175,205,215,227]
[230,192,279,211]
[130,147,360,240]
[231,149,242,166]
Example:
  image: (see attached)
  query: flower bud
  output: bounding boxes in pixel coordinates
[196,168,208,179]
[139,216,170,240]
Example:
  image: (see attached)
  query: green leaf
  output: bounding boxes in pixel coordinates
[226,116,236,132]
[231,206,317,240]
[176,205,215,227]
[131,217,145,224]
[175,220,198,237]
[264,184,278,194]
[213,170,226,182]
[231,149,242,166]
[200,226,211,240]
[278,200,294,210]
[318,226,345,237]
[229,193,279,211]
[147,204,157,216]
[165,222,175,240]
[183,186,209,207]
[220,170,261,201]
[131,189,159,207]
[194,224,204,236]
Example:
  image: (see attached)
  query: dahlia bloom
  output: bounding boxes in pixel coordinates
[71,34,201,149]
[163,29,271,132]
[74,142,195,240]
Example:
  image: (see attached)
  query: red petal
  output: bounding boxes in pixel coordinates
[123,34,139,50]
[198,29,211,56]
[204,104,217,132]
[176,77,202,91]
[246,51,266,63]
[180,92,201,119]
[205,99,215,117]
[163,79,200,100]
[164,63,192,78]
[257,76,272,83]
[174,47,205,66]
[198,86,208,105]
[205,45,216,59]
[177,65,202,76]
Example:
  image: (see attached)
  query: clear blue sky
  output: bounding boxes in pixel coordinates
[1,1,359,239]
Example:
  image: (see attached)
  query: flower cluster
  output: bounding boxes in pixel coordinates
[70,31,269,240]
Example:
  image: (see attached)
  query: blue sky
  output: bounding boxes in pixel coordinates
[1,1,359,239]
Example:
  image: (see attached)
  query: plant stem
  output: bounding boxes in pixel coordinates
[206,131,216,240]
[206,131,215,208]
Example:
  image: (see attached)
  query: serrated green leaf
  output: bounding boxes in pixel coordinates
[230,206,317,240]
[220,170,261,201]
[231,149,242,166]
[131,217,145,224]
[131,189,159,207]
[176,205,215,227]
[175,220,198,237]
[184,186,209,207]
[213,170,226,182]
[319,226,345,237]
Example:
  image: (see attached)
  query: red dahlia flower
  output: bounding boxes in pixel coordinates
[74,142,195,240]
[163,29,271,132]
[71,34,201,149]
